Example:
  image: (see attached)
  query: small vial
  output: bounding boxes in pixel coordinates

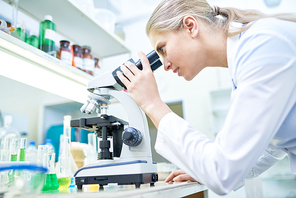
[82,46,94,76]
[72,44,83,70]
[19,138,27,161]
[57,40,72,65]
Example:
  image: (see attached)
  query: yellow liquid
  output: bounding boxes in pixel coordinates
[57,177,71,189]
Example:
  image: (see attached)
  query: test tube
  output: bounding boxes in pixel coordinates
[0,138,10,161]
[38,145,48,167]
[19,138,27,161]
[10,139,19,161]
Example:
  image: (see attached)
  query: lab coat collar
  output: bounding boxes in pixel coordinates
[227,22,244,90]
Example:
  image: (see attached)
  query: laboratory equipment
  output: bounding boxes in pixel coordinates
[19,138,27,161]
[26,141,37,164]
[10,138,19,161]
[39,146,59,191]
[71,50,162,189]
[45,139,55,155]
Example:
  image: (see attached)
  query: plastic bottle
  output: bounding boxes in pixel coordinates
[82,46,94,76]
[46,139,55,156]
[26,31,39,48]
[93,58,101,77]
[26,141,38,164]
[72,44,83,70]
[27,141,37,151]
[57,40,72,65]
[39,15,56,56]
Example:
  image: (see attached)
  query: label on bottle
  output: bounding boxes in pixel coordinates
[74,57,83,69]
[83,58,94,72]
[44,29,56,41]
[61,51,72,65]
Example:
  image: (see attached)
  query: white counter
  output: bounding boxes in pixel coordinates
[23,181,208,198]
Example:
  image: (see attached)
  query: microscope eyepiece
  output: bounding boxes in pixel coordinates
[112,50,162,89]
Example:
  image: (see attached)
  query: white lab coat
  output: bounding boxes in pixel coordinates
[155,18,296,195]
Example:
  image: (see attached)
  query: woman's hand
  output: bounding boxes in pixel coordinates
[116,51,172,128]
[165,170,199,183]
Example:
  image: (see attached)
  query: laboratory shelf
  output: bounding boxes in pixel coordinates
[17,0,131,58]
[0,30,90,103]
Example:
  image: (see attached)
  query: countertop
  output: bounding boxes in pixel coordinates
[22,181,207,198]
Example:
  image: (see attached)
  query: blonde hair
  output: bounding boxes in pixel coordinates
[146,0,296,37]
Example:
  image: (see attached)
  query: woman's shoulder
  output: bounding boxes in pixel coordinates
[247,17,296,36]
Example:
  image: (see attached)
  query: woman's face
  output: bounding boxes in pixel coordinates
[149,28,208,81]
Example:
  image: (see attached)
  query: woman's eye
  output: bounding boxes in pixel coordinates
[159,46,164,53]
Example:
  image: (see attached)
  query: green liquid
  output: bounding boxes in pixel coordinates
[57,176,71,189]
[16,27,27,42]
[39,19,56,55]
[42,173,59,191]
[19,148,26,161]
[27,35,39,48]
[11,154,17,161]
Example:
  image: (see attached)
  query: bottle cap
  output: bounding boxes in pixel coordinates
[46,139,53,143]
[44,15,53,21]
[29,141,35,146]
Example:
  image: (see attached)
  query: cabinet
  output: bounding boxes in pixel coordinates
[0,0,131,143]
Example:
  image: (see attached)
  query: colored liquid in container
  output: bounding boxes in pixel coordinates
[57,176,71,189]
[42,173,59,191]
[11,154,17,161]
[19,148,26,161]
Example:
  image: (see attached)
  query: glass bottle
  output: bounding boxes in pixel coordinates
[39,15,56,56]
[93,58,101,77]
[26,31,39,48]
[16,22,27,42]
[72,45,83,70]
[82,46,94,76]
[57,40,72,65]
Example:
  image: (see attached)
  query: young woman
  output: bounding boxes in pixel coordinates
[117,0,296,195]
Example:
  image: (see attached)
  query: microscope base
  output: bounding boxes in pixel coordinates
[75,172,158,190]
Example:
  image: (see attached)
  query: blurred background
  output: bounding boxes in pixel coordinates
[0,0,295,197]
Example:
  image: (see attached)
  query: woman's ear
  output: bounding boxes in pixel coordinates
[182,16,199,38]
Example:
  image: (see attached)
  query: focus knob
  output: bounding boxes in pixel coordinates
[122,127,142,147]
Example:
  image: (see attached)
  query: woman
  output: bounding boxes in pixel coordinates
[117,0,296,195]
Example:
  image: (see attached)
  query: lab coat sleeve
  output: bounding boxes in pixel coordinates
[155,31,296,195]
[233,144,287,191]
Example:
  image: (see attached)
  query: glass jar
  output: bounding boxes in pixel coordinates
[93,58,101,77]
[82,46,94,76]
[72,45,83,70]
[57,40,72,65]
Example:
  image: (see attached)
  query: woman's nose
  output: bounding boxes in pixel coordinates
[164,60,172,71]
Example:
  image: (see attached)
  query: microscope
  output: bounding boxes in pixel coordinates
[70,50,162,190]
